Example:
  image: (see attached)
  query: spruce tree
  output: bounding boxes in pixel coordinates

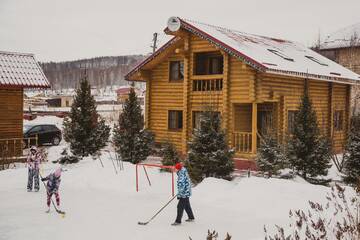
[160,142,180,167]
[187,111,234,184]
[113,85,154,164]
[287,84,331,180]
[256,133,286,177]
[343,115,360,185]
[63,75,110,157]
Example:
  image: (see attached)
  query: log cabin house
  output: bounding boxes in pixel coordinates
[125,17,360,167]
[0,51,50,163]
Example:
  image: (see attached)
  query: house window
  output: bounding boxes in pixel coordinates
[168,110,183,130]
[258,111,273,135]
[305,55,328,66]
[268,49,294,61]
[193,79,223,91]
[169,61,184,81]
[287,110,298,134]
[334,110,344,131]
[193,111,221,129]
[194,52,223,75]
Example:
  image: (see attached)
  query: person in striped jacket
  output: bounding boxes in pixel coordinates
[26,146,42,192]
[172,162,195,226]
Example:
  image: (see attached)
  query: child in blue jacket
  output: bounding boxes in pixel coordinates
[172,162,195,226]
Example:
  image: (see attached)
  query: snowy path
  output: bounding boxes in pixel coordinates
[0,155,333,240]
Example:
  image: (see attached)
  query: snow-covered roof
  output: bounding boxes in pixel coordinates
[320,22,360,50]
[126,18,360,83]
[0,51,50,88]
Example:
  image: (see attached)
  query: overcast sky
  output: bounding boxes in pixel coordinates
[1,0,359,62]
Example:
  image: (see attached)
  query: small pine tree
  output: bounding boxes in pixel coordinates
[256,133,286,177]
[160,142,180,167]
[113,85,154,164]
[287,84,331,180]
[63,75,110,157]
[343,115,360,185]
[187,111,234,184]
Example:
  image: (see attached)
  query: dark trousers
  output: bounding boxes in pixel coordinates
[47,192,60,207]
[175,197,194,223]
[27,168,39,191]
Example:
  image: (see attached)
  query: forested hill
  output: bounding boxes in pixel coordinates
[40,55,145,90]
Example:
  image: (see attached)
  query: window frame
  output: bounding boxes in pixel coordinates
[169,60,184,82]
[287,110,299,134]
[268,49,294,62]
[194,51,224,75]
[168,110,183,131]
[334,110,344,131]
[192,111,221,129]
[305,55,329,66]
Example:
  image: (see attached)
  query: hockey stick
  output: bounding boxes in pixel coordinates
[39,173,65,215]
[138,195,177,225]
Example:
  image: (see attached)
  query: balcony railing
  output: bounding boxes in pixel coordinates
[233,132,252,153]
[0,136,38,165]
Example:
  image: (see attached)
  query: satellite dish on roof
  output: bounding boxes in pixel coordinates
[167,17,181,32]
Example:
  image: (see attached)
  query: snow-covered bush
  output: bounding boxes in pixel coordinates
[63,75,110,157]
[187,110,234,184]
[264,184,360,240]
[189,230,231,240]
[113,85,154,164]
[286,85,331,181]
[56,148,79,164]
[256,133,286,177]
[160,141,180,168]
[343,114,360,185]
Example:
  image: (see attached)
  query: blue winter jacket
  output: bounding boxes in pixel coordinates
[177,167,192,198]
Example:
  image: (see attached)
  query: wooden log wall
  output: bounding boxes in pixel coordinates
[0,88,23,139]
[148,53,184,150]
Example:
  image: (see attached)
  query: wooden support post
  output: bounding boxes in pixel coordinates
[251,102,258,154]
[145,78,151,128]
[329,82,334,138]
[346,84,351,134]
[181,35,190,155]
[222,53,230,141]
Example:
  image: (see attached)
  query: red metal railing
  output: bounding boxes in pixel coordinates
[135,163,175,197]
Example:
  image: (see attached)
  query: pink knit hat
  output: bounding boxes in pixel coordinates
[54,168,62,178]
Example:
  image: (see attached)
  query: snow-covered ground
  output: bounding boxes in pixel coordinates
[0,116,354,240]
[0,154,338,240]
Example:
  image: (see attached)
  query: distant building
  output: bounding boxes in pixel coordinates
[116,86,131,103]
[0,51,50,160]
[318,22,360,74]
[46,95,73,107]
[317,22,360,113]
[116,86,144,105]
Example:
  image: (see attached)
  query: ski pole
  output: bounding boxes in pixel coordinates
[138,195,177,225]
[108,151,118,174]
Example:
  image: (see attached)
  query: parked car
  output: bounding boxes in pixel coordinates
[23,124,62,147]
